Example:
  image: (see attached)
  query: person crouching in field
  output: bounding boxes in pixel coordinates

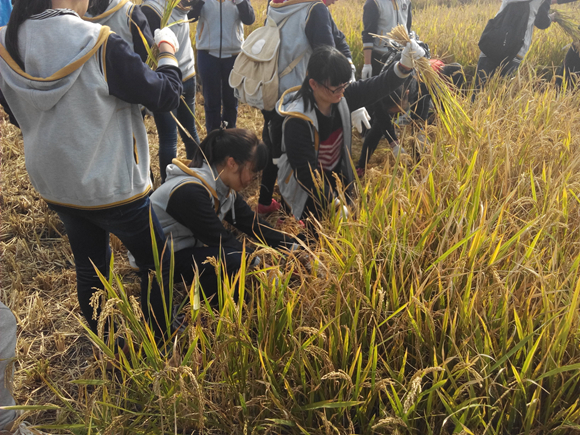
[274,45,424,224]
[357,56,464,175]
[150,128,301,305]
[0,0,183,342]
[84,0,154,62]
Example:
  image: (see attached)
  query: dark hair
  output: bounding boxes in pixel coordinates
[191,128,268,173]
[294,45,352,112]
[87,0,111,17]
[6,0,52,71]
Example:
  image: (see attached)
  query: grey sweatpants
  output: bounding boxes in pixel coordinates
[0,301,17,430]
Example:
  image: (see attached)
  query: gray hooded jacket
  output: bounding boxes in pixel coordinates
[0,12,159,208]
[151,160,237,252]
[275,87,353,219]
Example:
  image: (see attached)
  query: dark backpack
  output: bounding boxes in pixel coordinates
[478,1,531,64]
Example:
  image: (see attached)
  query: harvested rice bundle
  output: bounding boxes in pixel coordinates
[552,9,580,53]
[376,25,473,138]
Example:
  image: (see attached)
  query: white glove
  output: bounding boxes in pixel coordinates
[351,107,371,134]
[361,63,373,79]
[548,12,556,21]
[349,59,356,83]
[154,28,180,53]
[334,198,349,220]
[400,40,425,70]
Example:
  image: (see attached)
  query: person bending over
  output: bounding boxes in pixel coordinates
[150,128,301,304]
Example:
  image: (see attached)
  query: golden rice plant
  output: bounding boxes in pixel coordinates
[379,24,474,139]
[552,9,580,52]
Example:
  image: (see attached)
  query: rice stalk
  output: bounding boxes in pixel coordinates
[552,9,580,53]
[381,25,474,139]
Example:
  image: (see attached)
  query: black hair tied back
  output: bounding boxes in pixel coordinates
[191,128,268,173]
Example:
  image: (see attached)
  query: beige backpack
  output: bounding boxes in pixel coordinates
[229,16,306,112]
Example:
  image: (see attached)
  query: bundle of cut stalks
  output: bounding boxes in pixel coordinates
[551,9,580,53]
[378,25,473,138]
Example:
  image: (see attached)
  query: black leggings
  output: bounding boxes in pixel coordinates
[173,246,243,306]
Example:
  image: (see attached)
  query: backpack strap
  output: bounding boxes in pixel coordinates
[279,49,308,78]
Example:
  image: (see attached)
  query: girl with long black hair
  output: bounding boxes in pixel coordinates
[275,44,424,222]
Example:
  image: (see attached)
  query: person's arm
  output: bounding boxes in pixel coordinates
[235,0,255,25]
[166,183,246,250]
[187,0,205,21]
[534,0,552,30]
[556,0,577,4]
[330,15,352,59]
[141,4,161,32]
[224,194,298,248]
[406,2,412,32]
[130,6,156,62]
[343,62,409,112]
[105,34,183,112]
[284,117,336,210]
[304,2,336,49]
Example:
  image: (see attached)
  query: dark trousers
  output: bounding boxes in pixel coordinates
[49,197,171,339]
[197,50,238,133]
[154,76,200,183]
[173,246,243,306]
[258,109,283,206]
[474,55,520,89]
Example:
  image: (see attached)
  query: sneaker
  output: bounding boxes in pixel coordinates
[391,144,407,158]
[395,112,412,126]
[356,167,365,178]
[257,199,281,215]
[127,251,139,271]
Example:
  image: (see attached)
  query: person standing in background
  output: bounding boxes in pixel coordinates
[474,0,577,90]
[143,0,201,183]
[190,0,255,134]
[361,0,412,80]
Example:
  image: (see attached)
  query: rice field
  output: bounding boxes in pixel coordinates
[2,0,580,434]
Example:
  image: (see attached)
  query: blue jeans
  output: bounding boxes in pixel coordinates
[197,50,238,133]
[154,76,200,183]
[48,196,172,339]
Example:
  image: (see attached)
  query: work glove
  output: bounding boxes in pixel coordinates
[400,39,426,70]
[154,28,180,53]
[348,59,356,82]
[351,107,371,134]
[361,63,373,79]
[334,198,349,220]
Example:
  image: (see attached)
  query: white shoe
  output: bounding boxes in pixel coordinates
[395,112,412,126]
[126,251,139,271]
[391,144,407,157]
